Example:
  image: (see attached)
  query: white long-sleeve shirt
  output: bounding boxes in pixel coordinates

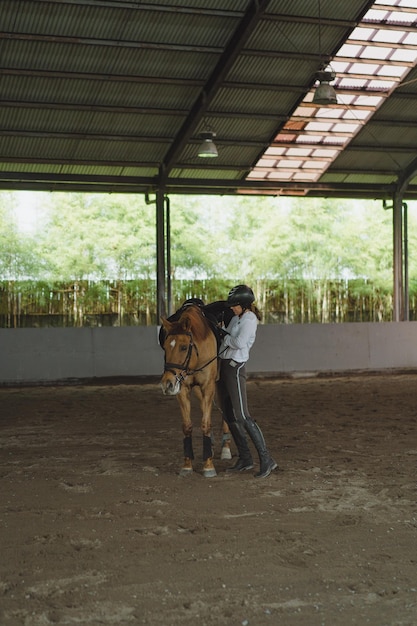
[219,310,257,363]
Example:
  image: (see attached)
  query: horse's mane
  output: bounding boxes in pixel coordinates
[176,305,211,343]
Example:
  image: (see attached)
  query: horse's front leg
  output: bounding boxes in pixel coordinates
[199,379,217,478]
[176,386,194,477]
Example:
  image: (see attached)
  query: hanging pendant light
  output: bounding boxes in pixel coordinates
[313,0,337,106]
[197,131,218,158]
[313,69,337,105]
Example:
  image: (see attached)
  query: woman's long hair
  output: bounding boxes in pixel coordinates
[249,303,262,321]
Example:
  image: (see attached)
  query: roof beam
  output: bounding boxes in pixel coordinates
[0,31,221,55]
[345,143,417,152]
[0,68,203,87]
[0,101,187,116]
[0,170,397,192]
[2,173,416,200]
[0,30,338,64]
[24,0,244,18]
[0,129,169,143]
[158,0,273,183]
[0,100,288,123]
[0,67,311,96]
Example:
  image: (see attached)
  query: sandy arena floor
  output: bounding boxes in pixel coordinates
[1,374,416,626]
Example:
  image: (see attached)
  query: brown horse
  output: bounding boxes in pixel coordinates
[160,304,231,477]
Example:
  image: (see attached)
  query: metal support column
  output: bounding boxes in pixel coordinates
[392,193,403,322]
[404,202,409,321]
[391,195,409,322]
[393,153,417,321]
[156,189,166,321]
[165,195,172,316]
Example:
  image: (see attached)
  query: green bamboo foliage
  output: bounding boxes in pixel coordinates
[0,191,415,327]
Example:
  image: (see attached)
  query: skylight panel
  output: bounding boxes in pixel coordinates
[267,171,293,180]
[390,11,417,24]
[315,109,343,119]
[302,160,328,169]
[256,158,273,167]
[264,147,286,156]
[287,148,312,156]
[305,122,333,132]
[367,78,397,88]
[378,65,410,78]
[333,123,361,133]
[322,136,349,145]
[362,46,393,60]
[329,61,351,73]
[248,1,417,185]
[365,9,390,21]
[313,148,339,158]
[350,27,375,41]
[391,48,417,62]
[354,95,384,106]
[337,94,356,105]
[403,31,417,44]
[342,109,371,121]
[373,29,404,43]
[293,106,315,116]
[296,135,322,144]
[339,44,363,56]
[277,159,303,168]
[293,172,320,181]
[349,62,380,75]
[337,78,368,88]
[397,0,417,7]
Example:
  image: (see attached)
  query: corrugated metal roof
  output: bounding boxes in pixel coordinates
[1,0,416,198]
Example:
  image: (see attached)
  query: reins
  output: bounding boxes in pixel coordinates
[191,345,228,374]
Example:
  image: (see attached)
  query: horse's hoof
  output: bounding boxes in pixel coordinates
[203,468,217,478]
[221,446,232,460]
[179,468,193,477]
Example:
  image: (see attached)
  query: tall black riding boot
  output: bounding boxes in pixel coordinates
[226,421,254,472]
[244,419,277,478]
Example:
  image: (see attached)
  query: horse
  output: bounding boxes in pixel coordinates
[160,304,231,477]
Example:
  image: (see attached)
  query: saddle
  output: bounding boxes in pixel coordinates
[158,299,233,350]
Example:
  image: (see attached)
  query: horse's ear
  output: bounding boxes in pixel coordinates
[161,317,173,332]
[180,316,192,332]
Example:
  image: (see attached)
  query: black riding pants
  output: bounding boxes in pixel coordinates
[217,358,252,426]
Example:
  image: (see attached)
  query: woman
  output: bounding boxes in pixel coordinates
[217,284,277,478]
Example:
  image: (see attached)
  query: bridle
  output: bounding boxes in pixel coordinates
[163,329,220,386]
[163,330,198,385]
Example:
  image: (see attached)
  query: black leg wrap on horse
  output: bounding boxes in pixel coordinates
[203,434,213,460]
[244,419,277,478]
[226,421,254,471]
[183,436,194,460]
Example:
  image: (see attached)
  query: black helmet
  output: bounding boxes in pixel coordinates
[226,284,255,308]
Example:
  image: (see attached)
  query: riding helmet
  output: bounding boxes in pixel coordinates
[226,284,255,308]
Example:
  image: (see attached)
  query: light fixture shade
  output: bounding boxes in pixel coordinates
[198,131,218,158]
[313,69,337,105]
[313,82,337,105]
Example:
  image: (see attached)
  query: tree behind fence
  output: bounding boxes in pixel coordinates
[0,278,399,328]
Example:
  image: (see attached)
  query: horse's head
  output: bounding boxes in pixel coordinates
[160,311,199,396]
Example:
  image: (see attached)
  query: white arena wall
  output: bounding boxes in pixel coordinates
[2,322,417,385]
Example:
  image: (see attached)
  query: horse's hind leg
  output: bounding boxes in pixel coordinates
[221,420,232,460]
[177,387,194,477]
